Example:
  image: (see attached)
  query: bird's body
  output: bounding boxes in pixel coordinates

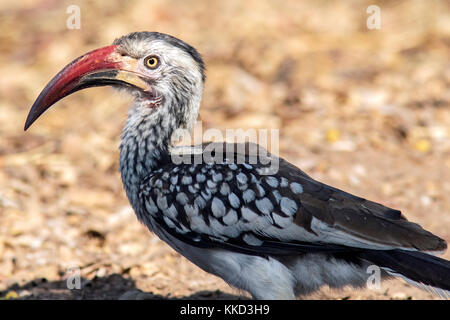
[25,32,450,299]
[125,142,377,299]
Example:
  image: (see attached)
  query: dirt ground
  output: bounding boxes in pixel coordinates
[0,0,449,300]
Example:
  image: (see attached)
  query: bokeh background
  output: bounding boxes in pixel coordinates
[0,0,449,299]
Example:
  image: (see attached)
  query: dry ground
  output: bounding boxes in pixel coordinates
[0,0,449,300]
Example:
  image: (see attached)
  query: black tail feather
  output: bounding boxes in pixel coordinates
[360,249,450,292]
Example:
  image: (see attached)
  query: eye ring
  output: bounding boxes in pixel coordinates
[144,55,160,69]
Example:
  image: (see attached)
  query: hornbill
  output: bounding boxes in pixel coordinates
[25,32,450,299]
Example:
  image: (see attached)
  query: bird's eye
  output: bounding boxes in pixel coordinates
[144,56,160,69]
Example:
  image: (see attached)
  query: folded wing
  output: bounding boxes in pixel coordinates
[139,142,447,256]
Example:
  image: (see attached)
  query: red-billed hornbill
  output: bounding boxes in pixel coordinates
[25,32,450,299]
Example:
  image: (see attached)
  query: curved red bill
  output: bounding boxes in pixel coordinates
[24,45,120,130]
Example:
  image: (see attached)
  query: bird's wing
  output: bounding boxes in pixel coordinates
[139,142,446,256]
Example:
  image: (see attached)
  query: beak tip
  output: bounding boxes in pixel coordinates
[24,112,36,131]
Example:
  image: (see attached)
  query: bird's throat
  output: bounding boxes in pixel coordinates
[119,81,202,212]
[119,103,173,211]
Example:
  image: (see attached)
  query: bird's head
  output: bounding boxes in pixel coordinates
[24,32,205,131]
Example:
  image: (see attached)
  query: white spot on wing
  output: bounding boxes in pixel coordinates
[280,197,298,216]
[194,196,206,209]
[242,189,256,203]
[170,175,178,185]
[166,204,178,219]
[265,176,279,188]
[228,192,241,209]
[255,197,274,214]
[190,215,208,233]
[154,179,163,188]
[184,204,199,217]
[290,182,303,194]
[220,182,231,195]
[272,213,292,228]
[145,197,158,214]
[211,197,226,218]
[207,180,217,188]
[212,173,223,182]
[157,195,168,210]
[176,192,189,205]
[182,175,192,185]
[223,209,238,225]
[196,173,206,183]
[236,173,248,184]
[242,207,258,222]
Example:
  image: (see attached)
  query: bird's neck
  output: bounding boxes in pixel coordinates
[119,105,171,209]
[119,85,202,210]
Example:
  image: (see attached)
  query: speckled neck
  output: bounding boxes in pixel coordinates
[119,104,172,211]
[119,81,202,211]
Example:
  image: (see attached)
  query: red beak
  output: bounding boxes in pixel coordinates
[24,45,149,130]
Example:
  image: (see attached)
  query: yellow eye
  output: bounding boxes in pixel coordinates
[144,56,159,69]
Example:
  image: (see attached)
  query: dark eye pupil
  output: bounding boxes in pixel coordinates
[147,58,157,67]
[145,56,158,68]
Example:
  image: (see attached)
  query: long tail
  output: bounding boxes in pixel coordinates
[360,249,450,299]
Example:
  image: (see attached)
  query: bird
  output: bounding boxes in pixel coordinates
[25,31,450,300]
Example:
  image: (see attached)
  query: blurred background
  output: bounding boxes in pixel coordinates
[0,0,449,299]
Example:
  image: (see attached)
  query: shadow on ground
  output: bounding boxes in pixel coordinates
[0,274,245,300]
